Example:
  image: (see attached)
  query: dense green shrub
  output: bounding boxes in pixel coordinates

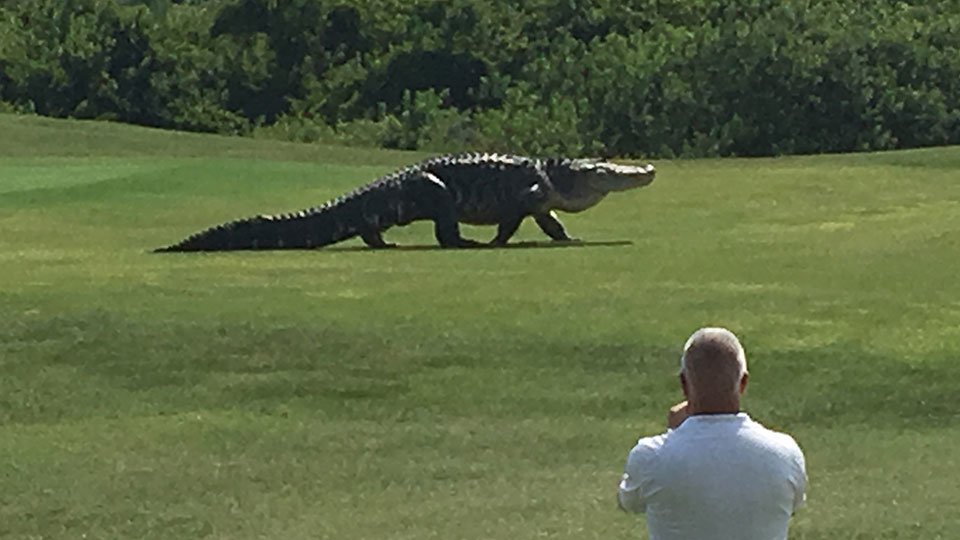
[0,0,257,132]
[2,0,959,157]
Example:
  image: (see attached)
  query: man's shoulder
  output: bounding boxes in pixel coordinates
[745,417,802,443]
[624,431,670,478]
[743,418,806,458]
[629,431,670,460]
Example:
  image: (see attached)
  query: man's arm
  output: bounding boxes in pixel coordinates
[667,400,689,429]
[617,435,664,514]
[618,401,684,513]
[617,467,647,513]
[791,444,808,514]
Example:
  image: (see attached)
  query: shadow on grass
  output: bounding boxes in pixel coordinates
[747,345,960,430]
[151,240,634,254]
[325,239,634,253]
[11,309,956,430]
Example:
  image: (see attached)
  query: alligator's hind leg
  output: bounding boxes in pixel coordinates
[534,211,578,242]
[414,172,482,248]
[491,214,525,246]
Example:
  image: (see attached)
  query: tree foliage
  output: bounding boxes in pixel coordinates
[1,0,958,157]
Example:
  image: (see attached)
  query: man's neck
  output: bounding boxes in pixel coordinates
[687,399,740,416]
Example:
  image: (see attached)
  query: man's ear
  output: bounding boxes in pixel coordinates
[739,372,750,394]
[680,372,690,398]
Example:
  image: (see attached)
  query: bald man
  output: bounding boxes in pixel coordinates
[618,328,807,540]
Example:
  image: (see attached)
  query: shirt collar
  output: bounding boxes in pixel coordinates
[682,412,751,425]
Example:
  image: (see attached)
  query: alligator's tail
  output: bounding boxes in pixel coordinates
[154,190,381,252]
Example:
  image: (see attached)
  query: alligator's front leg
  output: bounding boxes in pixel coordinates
[490,182,555,246]
[415,172,482,248]
[534,211,579,242]
[490,215,525,246]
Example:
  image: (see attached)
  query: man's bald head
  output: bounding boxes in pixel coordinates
[680,328,748,397]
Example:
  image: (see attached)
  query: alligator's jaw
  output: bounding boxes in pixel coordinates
[595,163,656,192]
[548,160,656,212]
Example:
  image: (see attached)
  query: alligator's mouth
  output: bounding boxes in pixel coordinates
[595,162,656,192]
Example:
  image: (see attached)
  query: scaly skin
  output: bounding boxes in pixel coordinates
[154,153,656,252]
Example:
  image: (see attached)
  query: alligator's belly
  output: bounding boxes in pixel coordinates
[447,176,538,225]
[458,210,503,226]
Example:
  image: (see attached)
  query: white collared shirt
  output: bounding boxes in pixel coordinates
[618,413,806,540]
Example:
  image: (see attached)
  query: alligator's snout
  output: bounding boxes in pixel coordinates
[615,162,656,189]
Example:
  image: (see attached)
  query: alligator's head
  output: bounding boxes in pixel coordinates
[547,159,656,212]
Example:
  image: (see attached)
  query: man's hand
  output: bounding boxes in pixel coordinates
[667,400,690,429]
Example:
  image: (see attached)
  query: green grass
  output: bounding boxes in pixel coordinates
[1,113,959,539]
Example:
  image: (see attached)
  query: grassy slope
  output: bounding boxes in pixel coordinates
[1,114,958,539]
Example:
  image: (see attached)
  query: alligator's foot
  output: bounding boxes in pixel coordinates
[442,238,485,249]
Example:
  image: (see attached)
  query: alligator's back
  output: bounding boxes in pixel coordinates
[415,153,547,224]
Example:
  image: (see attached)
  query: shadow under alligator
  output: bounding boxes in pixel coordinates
[150,240,633,254]
[324,240,634,253]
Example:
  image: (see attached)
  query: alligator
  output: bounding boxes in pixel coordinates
[154,153,655,252]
